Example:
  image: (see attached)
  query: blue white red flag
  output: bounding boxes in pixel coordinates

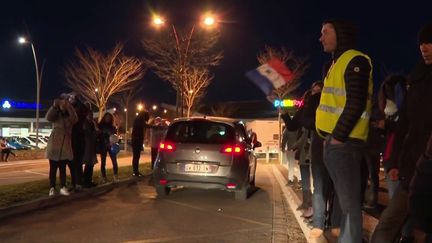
[245,58,293,95]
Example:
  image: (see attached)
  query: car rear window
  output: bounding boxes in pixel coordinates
[165,121,235,144]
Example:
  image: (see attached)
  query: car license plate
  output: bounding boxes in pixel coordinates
[184,164,214,173]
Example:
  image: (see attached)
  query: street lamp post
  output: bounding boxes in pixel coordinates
[124,108,128,152]
[19,37,41,148]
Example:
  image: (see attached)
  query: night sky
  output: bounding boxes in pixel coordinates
[1,0,431,106]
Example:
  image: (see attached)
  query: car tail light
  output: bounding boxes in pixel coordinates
[159,179,168,185]
[159,141,176,152]
[226,183,237,189]
[221,145,243,155]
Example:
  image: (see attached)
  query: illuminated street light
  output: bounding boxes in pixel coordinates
[189,89,194,94]
[18,35,41,147]
[137,103,144,111]
[163,109,167,114]
[152,16,165,26]
[18,37,27,44]
[135,112,139,116]
[203,16,215,26]
[113,108,117,112]
[124,108,127,112]
[152,105,157,111]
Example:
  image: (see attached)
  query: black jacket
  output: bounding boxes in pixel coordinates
[131,111,150,143]
[389,62,432,189]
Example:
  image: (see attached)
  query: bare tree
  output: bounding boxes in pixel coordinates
[257,46,309,101]
[142,27,223,116]
[64,43,145,121]
[180,68,213,117]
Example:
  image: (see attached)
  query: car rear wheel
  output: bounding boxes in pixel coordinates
[155,184,171,197]
[235,184,248,201]
[235,173,250,201]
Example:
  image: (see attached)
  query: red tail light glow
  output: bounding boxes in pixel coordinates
[226,183,237,189]
[159,179,168,185]
[221,145,243,155]
[159,141,175,151]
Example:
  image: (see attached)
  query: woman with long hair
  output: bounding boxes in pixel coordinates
[98,112,119,183]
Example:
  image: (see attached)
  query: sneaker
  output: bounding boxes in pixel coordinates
[310,228,324,239]
[75,184,83,192]
[113,175,119,182]
[49,187,55,197]
[301,207,314,218]
[60,187,70,196]
[100,177,108,184]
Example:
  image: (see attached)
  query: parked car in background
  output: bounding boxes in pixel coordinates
[5,137,31,150]
[153,116,261,200]
[11,136,45,149]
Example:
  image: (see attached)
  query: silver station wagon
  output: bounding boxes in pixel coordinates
[153,116,261,200]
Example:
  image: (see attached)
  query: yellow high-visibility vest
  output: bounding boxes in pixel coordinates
[316,49,373,141]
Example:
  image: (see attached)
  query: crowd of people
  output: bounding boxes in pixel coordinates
[44,94,169,196]
[281,20,432,243]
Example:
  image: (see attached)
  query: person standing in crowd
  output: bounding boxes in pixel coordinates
[281,110,301,186]
[372,23,432,243]
[45,96,78,196]
[0,137,16,162]
[302,81,339,240]
[150,117,168,169]
[69,94,88,191]
[409,133,432,242]
[98,112,119,183]
[316,19,373,243]
[82,107,99,188]
[362,102,385,209]
[290,90,313,219]
[131,109,150,177]
[378,74,408,200]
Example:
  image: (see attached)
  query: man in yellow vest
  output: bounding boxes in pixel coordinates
[316,19,373,243]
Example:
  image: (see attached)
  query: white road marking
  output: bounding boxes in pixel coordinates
[164,199,272,227]
[23,170,48,176]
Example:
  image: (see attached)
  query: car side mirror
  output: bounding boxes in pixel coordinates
[253,141,262,149]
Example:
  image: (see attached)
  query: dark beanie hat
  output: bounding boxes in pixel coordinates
[323,19,358,57]
[418,23,432,44]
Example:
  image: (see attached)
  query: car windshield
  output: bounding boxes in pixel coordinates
[165,121,235,144]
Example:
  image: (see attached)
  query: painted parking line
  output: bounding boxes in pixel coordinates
[164,199,272,227]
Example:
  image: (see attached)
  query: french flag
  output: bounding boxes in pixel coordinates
[245,58,293,95]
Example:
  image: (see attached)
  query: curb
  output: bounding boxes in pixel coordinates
[0,177,147,221]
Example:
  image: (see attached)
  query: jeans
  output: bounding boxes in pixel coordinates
[300,162,311,191]
[100,148,118,178]
[83,164,94,185]
[324,136,365,243]
[49,160,67,188]
[132,140,143,174]
[364,149,380,206]
[371,185,410,243]
[383,161,399,200]
[311,132,330,229]
[286,150,299,181]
